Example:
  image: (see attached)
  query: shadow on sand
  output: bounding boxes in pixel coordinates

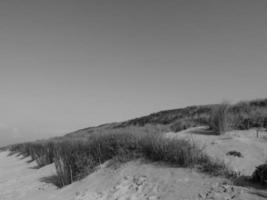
[234,176,266,190]
[29,165,42,170]
[234,176,267,198]
[40,175,62,188]
[26,159,35,163]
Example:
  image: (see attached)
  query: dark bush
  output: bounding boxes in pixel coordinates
[251,164,267,185]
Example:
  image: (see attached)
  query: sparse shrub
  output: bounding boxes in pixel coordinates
[170,120,196,132]
[229,102,251,130]
[138,134,202,166]
[196,157,238,179]
[209,103,229,135]
[228,100,267,130]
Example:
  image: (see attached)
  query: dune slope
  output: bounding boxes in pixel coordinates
[1,148,267,200]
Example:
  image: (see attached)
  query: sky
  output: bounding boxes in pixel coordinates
[0,0,267,146]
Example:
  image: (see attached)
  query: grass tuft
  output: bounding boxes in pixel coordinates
[209,103,229,135]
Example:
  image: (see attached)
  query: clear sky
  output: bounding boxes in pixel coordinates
[1,0,267,146]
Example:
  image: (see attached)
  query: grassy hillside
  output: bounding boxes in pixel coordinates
[65,98,267,138]
[64,105,214,138]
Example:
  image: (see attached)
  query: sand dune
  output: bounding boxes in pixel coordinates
[1,127,267,200]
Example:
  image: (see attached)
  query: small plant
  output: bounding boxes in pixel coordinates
[226,151,243,158]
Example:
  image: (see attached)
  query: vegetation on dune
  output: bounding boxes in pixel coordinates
[229,100,267,130]
[0,146,8,152]
[226,151,243,158]
[8,132,236,187]
[170,119,198,132]
[207,99,267,134]
[251,163,267,185]
[209,103,229,135]
[62,98,267,139]
[8,142,32,157]
[117,98,267,132]
[118,105,212,129]
[8,141,55,167]
[65,124,170,138]
[6,98,267,187]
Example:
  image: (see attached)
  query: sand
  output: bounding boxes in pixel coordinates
[166,126,267,176]
[0,151,57,200]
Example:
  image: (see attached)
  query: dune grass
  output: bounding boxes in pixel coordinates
[5,98,267,188]
[8,131,236,187]
[8,141,54,167]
